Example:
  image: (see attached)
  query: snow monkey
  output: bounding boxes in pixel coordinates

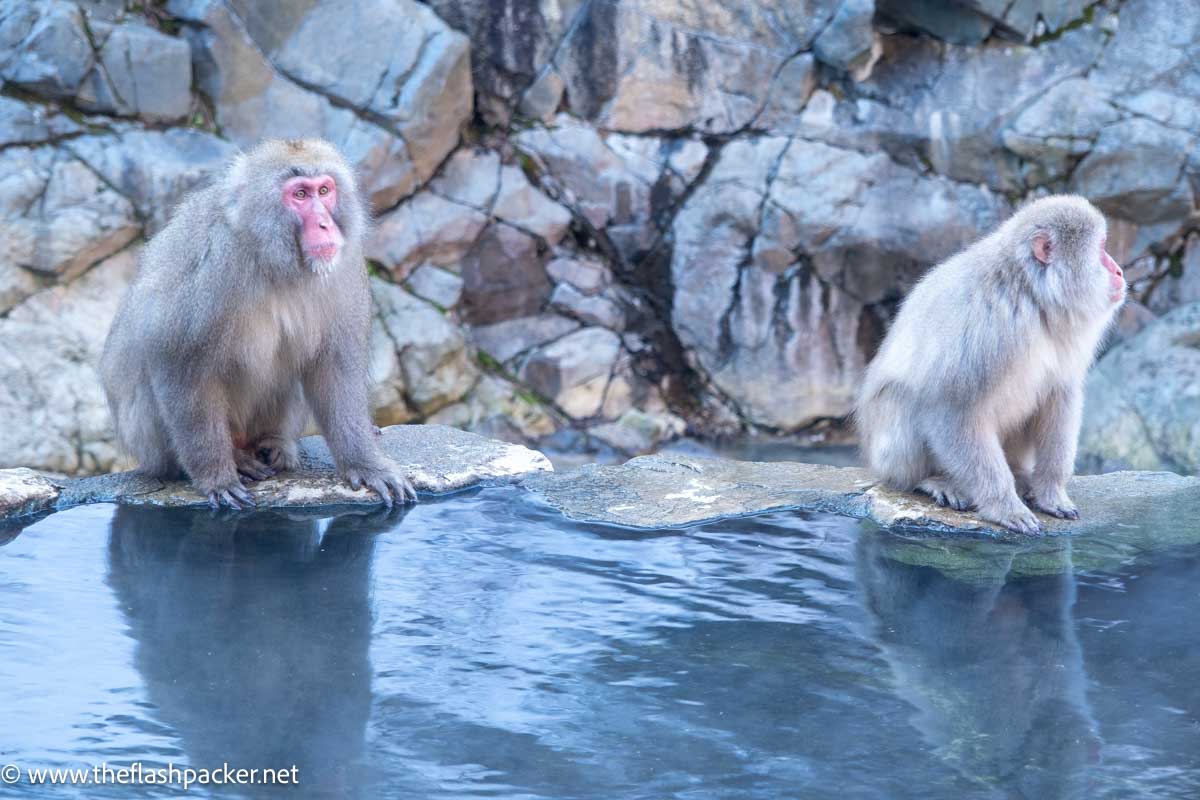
[102,139,416,509]
[856,195,1126,534]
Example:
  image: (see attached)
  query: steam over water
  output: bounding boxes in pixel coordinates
[0,489,1197,798]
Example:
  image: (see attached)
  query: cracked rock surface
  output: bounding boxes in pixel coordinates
[1,0,1198,475]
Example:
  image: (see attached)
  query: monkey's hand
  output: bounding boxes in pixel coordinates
[343,461,417,508]
[978,499,1041,535]
[202,478,256,510]
[1027,485,1080,520]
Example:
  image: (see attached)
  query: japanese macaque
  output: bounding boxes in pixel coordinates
[102,139,416,509]
[856,195,1125,534]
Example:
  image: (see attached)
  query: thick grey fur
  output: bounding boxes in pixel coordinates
[856,195,1124,534]
[101,139,416,509]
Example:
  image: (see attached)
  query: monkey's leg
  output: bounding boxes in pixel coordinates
[122,383,183,478]
[1003,425,1036,498]
[1026,386,1082,520]
[151,373,255,509]
[924,417,1041,535]
[302,355,416,507]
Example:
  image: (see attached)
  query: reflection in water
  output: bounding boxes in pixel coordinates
[858,534,1099,799]
[106,504,404,797]
[1,492,1198,799]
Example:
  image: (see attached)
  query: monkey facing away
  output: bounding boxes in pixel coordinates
[856,195,1126,534]
[102,139,416,509]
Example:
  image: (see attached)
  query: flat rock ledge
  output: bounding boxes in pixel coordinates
[3,432,1198,562]
[1,425,551,520]
[522,454,1200,539]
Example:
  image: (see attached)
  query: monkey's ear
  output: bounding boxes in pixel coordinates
[1032,232,1053,265]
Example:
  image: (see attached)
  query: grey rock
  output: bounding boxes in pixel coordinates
[368,191,488,280]
[492,165,572,244]
[428,373,559,442]
[0,146,139,282]
[842,27,1105,191]
[429,148,501,209]
[228,0,471,200]
[470,313,580,365]
[518,68,566,122]
[1146,235,1200,315]
[546,256,611,294]
[75,22,192,122]
[812,0,880,79]
[404,265,464,309]
[1012,0,1091,37]
[0,250,138,474]
[1002,78,1120,182]
[754,53,819,134]
[520,326,621,419]
[931,0,1094,40]
[459,224,550,325]
[515,116,705,261]
[51,425,553,513]
[671,135,1007,430]
[0,95,82,148]
[1078,302,1200,476]
[0,468,60,520]
[178,1,417,208]
[1071,118,1196,224]
[370,278,477,417]
[522,453,1200,547]
[0,264,41,315]
[549,283,625,330]
[1091,0,1200,130]
[876,0,995,44]
[0,0,93,99]
[555,0,839,134]
[426,0,584,125]
[587,409,686,455]
[66,128,235,233]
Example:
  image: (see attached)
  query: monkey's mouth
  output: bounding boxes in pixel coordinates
[305,244,340,262]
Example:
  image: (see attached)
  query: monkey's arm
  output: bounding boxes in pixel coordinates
[1025,385,1082,520]
[148,365,254,509]
[302,343,417,507]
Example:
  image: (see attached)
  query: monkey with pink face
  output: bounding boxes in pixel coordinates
[857,195,1126,534]
[102,139,415,509]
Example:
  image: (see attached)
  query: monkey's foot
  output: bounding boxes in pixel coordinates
[256,436,300,473]
[234,449,275,482]
[204,479,256,510]
[1027,485,1080,520]
[343,462,417,508]
[916,478,971,512]
[978,501,1041,535]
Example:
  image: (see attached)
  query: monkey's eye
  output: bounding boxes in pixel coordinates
[318,186,329,196]
[294,189,307,199]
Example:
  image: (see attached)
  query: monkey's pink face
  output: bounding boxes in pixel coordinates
[282,174,344,263]
[1100,239,1125,304]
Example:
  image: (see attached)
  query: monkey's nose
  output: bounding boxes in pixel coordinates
[319,222,328,230]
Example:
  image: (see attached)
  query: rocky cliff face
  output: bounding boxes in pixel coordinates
[0,0,1197,474]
